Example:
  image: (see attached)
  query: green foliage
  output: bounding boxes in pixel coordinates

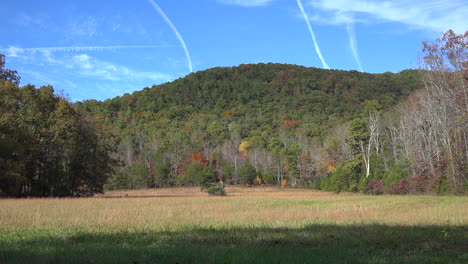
[260,167,276,184]
[436,176,449,195]
[368,153,386,180]
[104,169,130,191]
[182,161,215,190]
[220,162,234,182]
[154,163,173,187]
[207,185,226,196]
[347,118,368,154]
[130,162,148,189]
[0,74,118,197]
[322,157,362,193]
[73,62,424,194]
[384,159,411,190]
[238,164,257,185]
[282,143,301,183]
[0,54,20,85]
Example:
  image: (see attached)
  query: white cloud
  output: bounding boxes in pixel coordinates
[346,23,363,72]
[66,16,98,39]
[148,0,193,72]
[3,46,24,57]
[71,53,172,82]
[0,45,166,54]
[73,54,93,69]
[296,0,329,69]
[17,13,43,27]
[217,0,274,7]
[307,0,467,33]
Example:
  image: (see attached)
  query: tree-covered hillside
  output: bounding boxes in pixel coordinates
[2,30,465,197]
[76,63,428,192]
[80,64,420,139]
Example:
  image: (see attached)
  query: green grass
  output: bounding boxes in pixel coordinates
[1,224,466,264]
[0,187,467,263]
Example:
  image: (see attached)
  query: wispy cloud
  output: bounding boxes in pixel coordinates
[67,16,98,38]
[307,0,467,33]
[217,0,274,7]
[16,13,47,27]
[296,0,330,69]
[70,53,172,82]
[3,47,172,88]
[148,0,193,73]
[0,45,167,56]
[346,23,363,72]
[17,52,172,101]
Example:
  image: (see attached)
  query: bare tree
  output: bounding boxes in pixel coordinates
[393,30,467,190]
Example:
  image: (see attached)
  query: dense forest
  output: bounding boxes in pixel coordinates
[1,30,466,197]
[0,54,118,197]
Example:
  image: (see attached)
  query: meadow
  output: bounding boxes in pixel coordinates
[0,187,467,263]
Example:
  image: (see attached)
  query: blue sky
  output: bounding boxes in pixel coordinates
[1,0,466,101]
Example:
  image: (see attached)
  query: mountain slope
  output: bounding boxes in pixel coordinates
[76,63,423,190]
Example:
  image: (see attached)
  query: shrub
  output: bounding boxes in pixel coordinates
[180,161,215,189]
[328,157,362,193]
[207,185,226,196]
[436,176,449,194]
[463,182,468,194]
[367,179,385,195]
[410,174,430,193]
[220,163,234,182]
[261,167,276,184]
[384,159,410,191]
[154,163,173,187]
[239,164,257,185]
[281,179,288,187]
[391,178,410,194]
[255,176,263,185]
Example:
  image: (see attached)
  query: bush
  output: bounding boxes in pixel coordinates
[154,163,173,187]
[207,185,226,196]
[436,176,449,194]
[220,162,234,182]
[410,174,432,193]
[239,164,257,185]
[367,179,385,195]
[463,182,468,194]
[261,167,276,184]
[384,160,410,191]
[180,161,215,189]
[255,176,263,185]
[391,178,409,194]
[327,157,362,193]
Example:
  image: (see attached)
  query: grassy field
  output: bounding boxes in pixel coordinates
[0,186,467,264]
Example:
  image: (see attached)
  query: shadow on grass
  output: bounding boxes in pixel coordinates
[96,194,204,199]
[1,224,467,264]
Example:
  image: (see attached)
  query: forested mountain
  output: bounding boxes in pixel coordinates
[77,31,466,195]
[76,63,428,192]
[1,30,466,197]
[80,63,420,138]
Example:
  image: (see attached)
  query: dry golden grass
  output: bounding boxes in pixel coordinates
[1,186,467,230]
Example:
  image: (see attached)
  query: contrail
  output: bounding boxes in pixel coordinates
[148,0,193,73]
[0,45,166,54]
[296,0,329,69]
[346,24,363,72]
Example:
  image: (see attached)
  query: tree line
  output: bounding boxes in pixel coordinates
[80,30,464,195]
[1,30,466,197]
[0,54,119,197]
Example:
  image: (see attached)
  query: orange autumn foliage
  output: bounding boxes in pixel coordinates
[190,152,208,166]
[282,120,300,127]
